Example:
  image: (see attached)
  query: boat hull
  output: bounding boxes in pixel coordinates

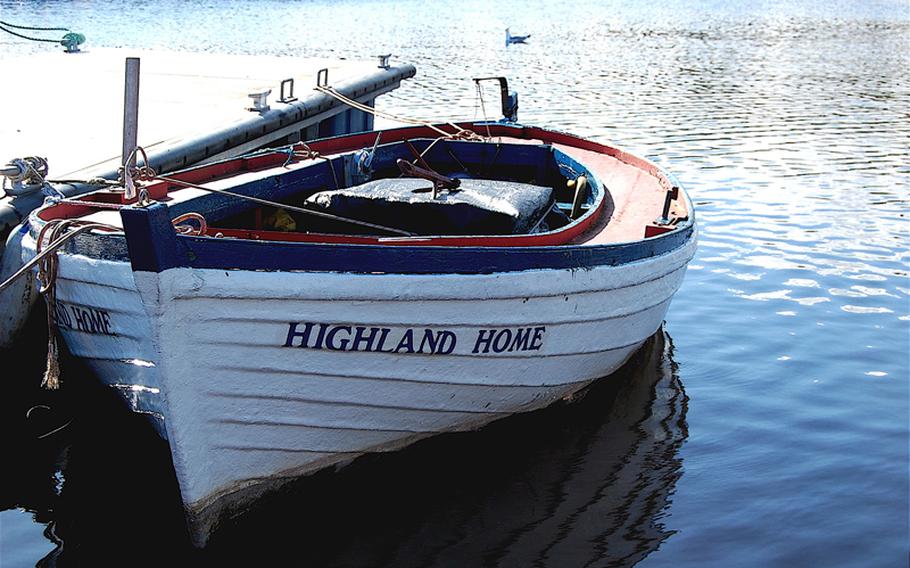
[20,122,699,545]
[38,227,695,543]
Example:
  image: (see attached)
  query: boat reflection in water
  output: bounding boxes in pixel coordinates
[22,328,687,566]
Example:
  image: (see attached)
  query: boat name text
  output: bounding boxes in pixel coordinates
[54,303,115,336]
[283,322,546,355]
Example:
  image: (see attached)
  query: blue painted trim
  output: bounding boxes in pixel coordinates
[120,203,183,272]
[117,205,693,275]
[181,228,693,274]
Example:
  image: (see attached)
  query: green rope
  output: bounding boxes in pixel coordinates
[0,20,69,32]
[0,23,61,43]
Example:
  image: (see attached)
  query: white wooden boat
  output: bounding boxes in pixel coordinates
[18,122,696,545]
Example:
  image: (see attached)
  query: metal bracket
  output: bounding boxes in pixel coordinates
[247,89,271,113]
[472,76,519,122]
[655,186,680,225]
[376,54,392,69]
[397,158,460,200]
[316,68,329,88]
[278,78,297,103]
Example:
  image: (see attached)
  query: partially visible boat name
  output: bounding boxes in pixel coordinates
[284,322,546,355]
[54,302,115,336]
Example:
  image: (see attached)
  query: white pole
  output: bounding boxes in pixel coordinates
[122,57,140,200]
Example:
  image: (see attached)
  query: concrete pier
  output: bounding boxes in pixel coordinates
[0,48,416,242]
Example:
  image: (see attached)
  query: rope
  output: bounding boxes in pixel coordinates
[121,146,157,204]
[2,156,63,198]
[0,206,264,389]
[49,177,121,187]
[0,23,61,43]
[26,405,73,439]
[47,146,154,198]
[0,210,212,295]
[474,82,494,140]
[33,220,121,389]
[48,139,328,198]
[121,146,158,182]
[282,142,340,189]
[312,85,486,184]
[0,21,83,51]
[0,219,122,389]
[315,85,448,135]
[0,20,69,32]
[4,156,47,183]
[314,85,486,142]
[52,199,125,210]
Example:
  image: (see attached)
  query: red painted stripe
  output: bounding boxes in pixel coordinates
[207,200,602,247]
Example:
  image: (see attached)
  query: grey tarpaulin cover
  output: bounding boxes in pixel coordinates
[306,178,554,235]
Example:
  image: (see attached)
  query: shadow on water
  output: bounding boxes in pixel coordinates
[0,307,190,566]
[2,318,687,567]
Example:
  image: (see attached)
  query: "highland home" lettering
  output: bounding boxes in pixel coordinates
[283,322,546,355]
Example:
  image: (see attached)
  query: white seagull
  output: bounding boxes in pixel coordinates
[505,27,530,46]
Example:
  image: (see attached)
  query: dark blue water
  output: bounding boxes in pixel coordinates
[1,1,908,566]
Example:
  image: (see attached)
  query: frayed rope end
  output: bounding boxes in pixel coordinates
[41,337,60,390]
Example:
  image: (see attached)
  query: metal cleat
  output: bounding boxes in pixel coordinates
[247,89,271,112]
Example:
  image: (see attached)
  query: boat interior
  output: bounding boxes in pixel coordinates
[39,124,690,247]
